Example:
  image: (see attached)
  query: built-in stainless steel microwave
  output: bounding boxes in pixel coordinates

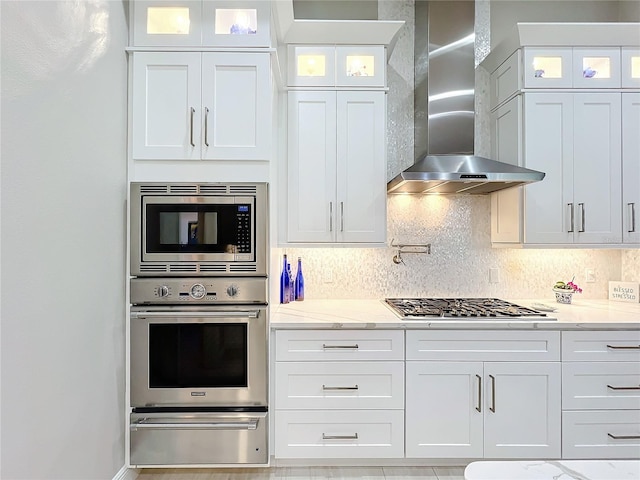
[130,182,268,276]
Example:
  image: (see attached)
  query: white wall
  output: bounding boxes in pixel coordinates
[1,2,128,479]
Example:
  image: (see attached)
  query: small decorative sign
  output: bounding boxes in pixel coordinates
[608,281,640,303]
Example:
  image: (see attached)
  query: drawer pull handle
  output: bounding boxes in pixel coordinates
[607,384,640,391]
[323,385,359,391]
[322,433,358,440]
[606,344,640,350]
[322,344,359,350]
[608,433,640,440]
[476,374,482,413]
[489,375,496,413]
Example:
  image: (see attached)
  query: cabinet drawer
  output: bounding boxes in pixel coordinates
[276,330,404,361]
[406,331,560,361]
[274,409,404,458]
[490,50,521,108]
[563,362,640,410]
[562,331,640,362]
[562,410,640,459]
[275,361,404,409]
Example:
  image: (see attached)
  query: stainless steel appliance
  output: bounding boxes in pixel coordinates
[130,182,268,276]
[129,276,269,466]
[385,298,555,321]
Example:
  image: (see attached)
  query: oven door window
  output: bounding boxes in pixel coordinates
[144,203,252,254]
[149,323,248,388]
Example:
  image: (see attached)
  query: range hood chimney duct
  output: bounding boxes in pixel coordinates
[387,1,544,195]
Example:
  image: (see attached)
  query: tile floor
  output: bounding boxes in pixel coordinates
[136,466,466,480]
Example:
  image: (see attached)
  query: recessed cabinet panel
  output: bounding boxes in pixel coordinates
[336,46,385,87]
[622,93,640,244]
[287,46,336,87]
[523,48,573,88]
[573,48,621,88]
[202,1,270,47]
[622,48,640,88]
[490,50,521,108]
[134,1,202,46]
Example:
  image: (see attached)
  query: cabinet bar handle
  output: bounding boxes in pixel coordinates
[322,433,358,440]
[204,107,210,147]
[322,344,359,349]
[607,384,640,391]
[489,374,496,413]
[567,203,574,233]
[606,344,640,350]
[608,433,640,440]
[578,203,585,232]
[629,203,636,233]
[340,201,344,232]
[476,374,482,413]
[329,202,333,232]
[189,107,195,147]
[322,385,359,391]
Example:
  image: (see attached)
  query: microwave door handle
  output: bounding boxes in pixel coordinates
[131,418,259,431]
[131,310,260,319]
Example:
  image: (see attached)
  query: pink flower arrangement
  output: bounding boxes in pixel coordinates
[553,277,582,293]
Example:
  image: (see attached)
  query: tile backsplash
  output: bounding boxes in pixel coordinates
[276,195,631,301]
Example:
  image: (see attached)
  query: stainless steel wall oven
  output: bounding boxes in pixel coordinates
[129,182,269,467]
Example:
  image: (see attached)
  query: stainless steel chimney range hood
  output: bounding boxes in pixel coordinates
[387,1,545,195]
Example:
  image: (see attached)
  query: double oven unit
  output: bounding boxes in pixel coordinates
[128,182,269,467]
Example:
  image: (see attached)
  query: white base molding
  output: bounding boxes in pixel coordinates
[112,465,138,480]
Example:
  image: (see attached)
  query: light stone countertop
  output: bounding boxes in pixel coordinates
[270,298,640,330]
[463,459,640,480]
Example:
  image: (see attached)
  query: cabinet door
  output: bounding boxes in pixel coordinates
[131,52,202,161]
[287,91,337,243]
[336,91,386,243]
[572,48,621,88]
[201,52,270,161]
[523,93,574,244]
[132,1,203,47]
[405,362,483,458]
[622,48,640,88]
[573,93,622,244]
[201,1,271,47]
[491,95,523,244]
[483,362,561,459]
[623,93,640,243]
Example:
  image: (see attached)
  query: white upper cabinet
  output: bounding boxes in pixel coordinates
[523,48,573,89]
[288,45,386,87]
[623,93,640,244]
[131,51,271,161]
[132,0,271,47]
[572,48,621,88]
[622,48,640,88]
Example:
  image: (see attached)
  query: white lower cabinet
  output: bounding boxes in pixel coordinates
[274,330,405,459]
[561,330,640,459]
[405,331,562,459]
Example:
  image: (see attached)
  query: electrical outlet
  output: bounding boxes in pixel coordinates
[323,269,333,283]
[585,268,596,283]
[489,268,500,284]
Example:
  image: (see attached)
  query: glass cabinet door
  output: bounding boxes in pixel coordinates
[523,48,573,88]
[572,47,621,88]
[201,1,270,47]
[288,46,336,86]
[133,1,202,47]
[622,48,640,88]
[336,46,385,87]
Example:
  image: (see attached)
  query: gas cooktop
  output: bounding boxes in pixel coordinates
[384,298,554,320]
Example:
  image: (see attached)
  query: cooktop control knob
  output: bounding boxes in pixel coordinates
[189,283,206,299]
[157,285,169,298]
[226,285,239,298]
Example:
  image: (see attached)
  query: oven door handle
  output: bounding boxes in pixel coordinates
[131,310,260,319]
[130,418,259,431]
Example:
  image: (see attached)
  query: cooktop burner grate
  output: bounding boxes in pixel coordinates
[384,298,547,319]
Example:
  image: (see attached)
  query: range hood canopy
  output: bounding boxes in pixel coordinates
[387,1,545,195]
[387,154,545,195]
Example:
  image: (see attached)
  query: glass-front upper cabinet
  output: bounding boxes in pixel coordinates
[572,47,621,88]
[132,1,270,47]
[288,45,385,87]
[622,48,640,88]
[523,48,573,88]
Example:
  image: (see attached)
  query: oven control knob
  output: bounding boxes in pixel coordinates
[226,285,239,298]
[189,283,206,299]
[156,285,169,298]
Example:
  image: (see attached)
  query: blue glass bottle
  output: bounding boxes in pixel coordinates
[294,257,304,301]
[287,262,293,303]
[280,254,290,304]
